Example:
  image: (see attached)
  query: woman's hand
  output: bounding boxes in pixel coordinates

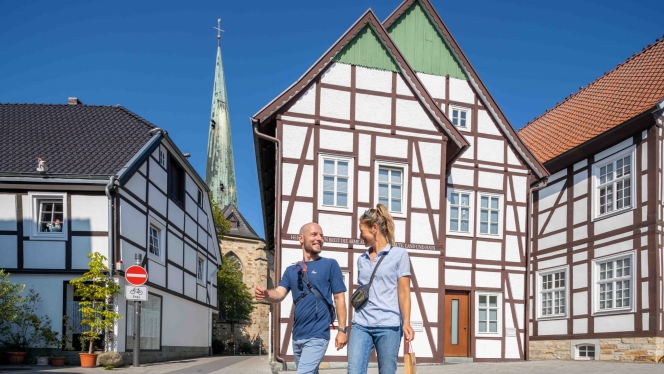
[403,323,415,342]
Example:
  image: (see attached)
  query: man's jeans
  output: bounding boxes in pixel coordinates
[293,338,329,374]
[347,323,402,374]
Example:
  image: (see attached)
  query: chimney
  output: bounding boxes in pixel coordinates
[68,97,82,105]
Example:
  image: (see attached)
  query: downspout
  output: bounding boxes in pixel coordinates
[105,175,118,278]
[524,176,547,360]
[252,119,285,370]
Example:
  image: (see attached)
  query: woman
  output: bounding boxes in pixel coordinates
[347,204,414,374]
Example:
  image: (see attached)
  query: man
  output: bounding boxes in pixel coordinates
[255,222,347,374]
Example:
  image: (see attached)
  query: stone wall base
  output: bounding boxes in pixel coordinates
[529,337,664,362]
[120,346,210,365]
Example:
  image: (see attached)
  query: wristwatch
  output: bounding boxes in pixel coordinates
[338,327,348,334]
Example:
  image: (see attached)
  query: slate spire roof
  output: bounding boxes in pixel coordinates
[222,204,262,241]
[0,103,155,176]
[519,37,664,164]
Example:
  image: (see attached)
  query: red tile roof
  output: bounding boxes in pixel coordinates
[519,37,664,164]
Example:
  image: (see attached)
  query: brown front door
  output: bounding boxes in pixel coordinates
[443,291,469,357]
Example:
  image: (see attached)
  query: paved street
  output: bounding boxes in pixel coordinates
[3,357,664,374]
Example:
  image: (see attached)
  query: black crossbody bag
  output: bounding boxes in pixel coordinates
[293,262,337,326]
[350,250,388,309]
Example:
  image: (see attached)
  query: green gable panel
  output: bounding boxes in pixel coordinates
[333,25,400,72]
[388,2,467,80]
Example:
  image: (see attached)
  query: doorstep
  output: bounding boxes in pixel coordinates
[444,357,474,363]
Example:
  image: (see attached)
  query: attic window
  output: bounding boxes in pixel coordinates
[229,215,239,230]
[168,157,185,206]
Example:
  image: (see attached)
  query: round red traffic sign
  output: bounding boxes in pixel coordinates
[125,265,148,286]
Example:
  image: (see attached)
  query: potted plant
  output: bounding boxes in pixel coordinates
[49,315,74,366]
[70,253,122,368]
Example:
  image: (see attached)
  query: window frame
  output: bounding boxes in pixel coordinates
[476,193,504,239]
[449,105,471,132]
[591,251,636,315]
[168,156,186,207]
[536,266,569,320]
[475,291,502,337]
[196,255,207,285]
[373,160,409,219]
[125,292,162,352]
[146,215,166,265]
[317,154,354,213]
[591,146,636,221]
[29,192,68,241]
[158,147,166,168]
[446,188,475,237]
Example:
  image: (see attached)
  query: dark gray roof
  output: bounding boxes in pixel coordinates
[223,204,263,241]
[0,103,155,176]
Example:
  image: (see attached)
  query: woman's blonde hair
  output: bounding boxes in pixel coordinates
[359,204,395,246]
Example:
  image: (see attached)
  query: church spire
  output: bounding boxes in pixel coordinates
[206,19,238,208]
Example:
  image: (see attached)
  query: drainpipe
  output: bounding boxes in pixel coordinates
[105,175,118,278]
[524,176,547,360]
[252,119,285,371]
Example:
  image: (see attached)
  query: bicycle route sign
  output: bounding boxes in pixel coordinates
[125,285,148,301]
[125,265,148,286]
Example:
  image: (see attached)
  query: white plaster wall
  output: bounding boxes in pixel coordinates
[595,138,632,162]
[419,142,441,174]
[282,124,308,159]
[448,167,474,187]
[167,264,183,293]
[537,181,564,211]
[511,176,527,204]
[148,259,166,287]
[185,174,198,200]
[459,136,474,160]
[24,240,65,268]
[124,173,146,202]
[184,196,197,224]
[505,336,521,358]
[358,134,372,167]
[476,137,504,164]
[538,319,567,335]
[572,264,588,289]
[0,194,17,231]
[475,339,501,358]
[505,235,520,262]
[296,165,314,198]
[320,88,350,120]
[476,240,501,261]
[410,213,434,244]
[319,129,354,152]
[197,225,207,247]
[355,93,391,125]
[120,239,145,268]
[594,314,634,333]
[168,201,185,231]
[595,213,632,235]
[573,171,588,197]
[446,237,472,258]
[573,198,587,225]
[288,202,313,234]
[394,219,406,243]
[476,271,501,288]
[541,207,566,235]
[321,62,351,86]
[71,236,108,269]
[184,215,197,242]
[416,72,446,99]
[71,195,108,232]
[445,269,471,286]
[396,75,412,96]
[358,171,370,203]
[197,284,207,303]
[411,256,438,288]
[183,243,197,275]
[355,66,392,93]
[0,235,18,268]
[157,289,210,347]
[318,213,352,239]
[573,318,588,334]
[119,200,146,247]
[537,255,567,270]
[537,231,566,251]
[411,177,426,209]
[149,158,167,194]
[396,99,436,132]
[509,273,525,299]
[22,195,29,237]
[477,171,503,190]
[148,184,167,218]
[282,163,297,196]
[573,291,588,315]
[594,239,633,258]
[168,231,184,265]
[184,273,197,300]
[287,84,316,115]
[376,136,408,159]
[506,147,521,166]
[449,77,474,104]
[421,292,438,323]
[426,179,440,208]
[477,110,501,136]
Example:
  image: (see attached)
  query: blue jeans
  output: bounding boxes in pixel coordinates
[293,338,329,374]
[347,323,402,374]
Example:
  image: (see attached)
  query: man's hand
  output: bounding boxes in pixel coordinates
[335,330,347,350]
[403,323,415,343]
[255,285,267,301]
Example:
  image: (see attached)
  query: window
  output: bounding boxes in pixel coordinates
[476,292,501,336]
[225,252,243,281]
[478,194,502,236]
[29,192,67,240]
[318,155,354,212]
[576,344,596,360]
[126,294,162,351]
[197,189,203,208]
[449,105,471,131]
[158,148,166,168]
[447,189,474,236]
[592,147,635,219]
[537,267,568,319]
[168,156,185,205]
[197,256,206,282]
[378,167,402,213]
[592,252,636,314]
[148,225,161,257]
[147,216,165,263]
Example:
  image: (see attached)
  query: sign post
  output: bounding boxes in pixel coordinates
[125,254,148,368]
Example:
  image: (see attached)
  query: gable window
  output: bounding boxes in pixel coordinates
[447,189,473,236]
[537,267,568,319]
[592,146,635,220]
[478,194,501,236]
[318,155,354,212]
[29,192,68,240]
[158,148,166,168]
[197,189,203,208]
[168,156,185,206]
[592,252,636,314]
[449,105,471,132]
[476,292,501,336]
[197,256,206,283]
[147,215,165,264]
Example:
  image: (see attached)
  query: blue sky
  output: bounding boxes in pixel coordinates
[1,0,661,238]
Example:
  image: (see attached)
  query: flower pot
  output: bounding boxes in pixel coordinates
[7,351,28,365]
[37,356,50,366]
[51,357,66,366]
[79,353,99,368]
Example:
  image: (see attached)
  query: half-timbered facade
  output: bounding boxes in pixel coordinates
[252,0,547,365]
[0,101,221,363]
[520,38,664,361]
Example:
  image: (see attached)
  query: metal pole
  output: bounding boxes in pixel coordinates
[133,254,142,367]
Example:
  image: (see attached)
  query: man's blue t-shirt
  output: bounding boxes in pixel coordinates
[279,257,346,341]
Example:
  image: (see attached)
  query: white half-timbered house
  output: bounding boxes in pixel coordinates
[0,100,221,363]
[520,38,664,361]
[252,0,548,366]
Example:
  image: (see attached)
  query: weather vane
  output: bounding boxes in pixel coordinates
[214,18,224,45]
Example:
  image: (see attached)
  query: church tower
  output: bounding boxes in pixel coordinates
[206,21,238,208]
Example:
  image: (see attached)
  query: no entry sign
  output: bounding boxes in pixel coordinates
[125,265,148,286]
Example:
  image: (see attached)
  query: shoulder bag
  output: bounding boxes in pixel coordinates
[350,249,388,309]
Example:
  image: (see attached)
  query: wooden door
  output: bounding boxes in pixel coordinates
[443,292,469,357]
